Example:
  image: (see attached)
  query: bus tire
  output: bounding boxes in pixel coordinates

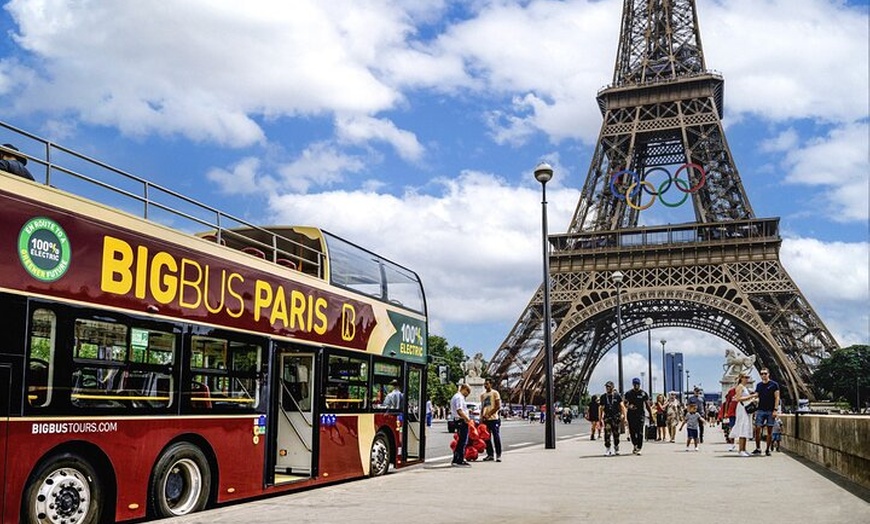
[22,452,103,524]
[369,432,390,477]
[150,442,211,518]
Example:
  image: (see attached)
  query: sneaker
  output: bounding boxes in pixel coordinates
[632,447,638,455]
[451,462,471,467]
[694,447,699,452]
[686,447,691,452]
[739,451,751,457]
[636,450,642,456]
[752,449,762,455]
[482,456,494,462]
[614,449,620,456]
[727,445,736,452]
[765,450,771,456]
[605,448,612,456]
[496,457,502,462]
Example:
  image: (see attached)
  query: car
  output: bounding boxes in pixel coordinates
[447,401,480,432]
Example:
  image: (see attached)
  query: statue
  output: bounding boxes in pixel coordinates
[461,353,484,379]
[722,348,756,380]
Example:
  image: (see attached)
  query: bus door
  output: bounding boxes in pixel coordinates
[403,364,424,463]
[273,350,317,483]
[0,364,10,516]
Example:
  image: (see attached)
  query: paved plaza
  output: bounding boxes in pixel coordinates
[167,424,869,524]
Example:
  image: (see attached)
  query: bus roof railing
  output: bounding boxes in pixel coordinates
[1,120,325,279]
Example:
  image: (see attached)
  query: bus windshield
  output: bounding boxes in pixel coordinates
[324,232,426,315]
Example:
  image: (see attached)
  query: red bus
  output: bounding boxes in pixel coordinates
[0,124,428,523]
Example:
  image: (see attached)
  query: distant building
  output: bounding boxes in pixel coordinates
[665,352,684,396]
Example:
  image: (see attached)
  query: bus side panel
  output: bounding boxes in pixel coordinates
[5,416,266,523]
[317,415,365,481]
[0,366,10,523]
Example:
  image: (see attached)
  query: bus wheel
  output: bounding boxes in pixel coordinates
[23,453,102,524]
[369,433,390,477]
[150,442,211,517]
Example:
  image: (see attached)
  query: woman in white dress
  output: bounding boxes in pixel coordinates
[729,373,758,457]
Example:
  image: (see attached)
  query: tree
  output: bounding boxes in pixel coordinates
[425,335,468,409]
[812,344,870,411]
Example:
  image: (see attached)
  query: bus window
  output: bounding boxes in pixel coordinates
[371,359,402,410]
[27,309,56,407]
[323,354,368,411]
[190,336,261,410]
[72,318,128,409]
[125,327,176,408]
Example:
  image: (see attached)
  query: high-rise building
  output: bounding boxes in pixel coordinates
[665,353,684,397]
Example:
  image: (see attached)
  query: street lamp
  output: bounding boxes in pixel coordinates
[644,317,653,394]
[677,362,683,403]
[686,369,691,400]
[534,161,556,450]
[612,270,625,394]
[660,339,667,396]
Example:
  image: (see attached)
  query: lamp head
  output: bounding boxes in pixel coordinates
[644,317,653,327]
[612,270,624,284]
[534,162,554,184]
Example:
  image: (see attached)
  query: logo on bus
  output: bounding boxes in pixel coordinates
[18,217,71,282]
[399,323,424,357]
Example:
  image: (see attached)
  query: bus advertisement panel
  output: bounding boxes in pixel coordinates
[0,129,428,524]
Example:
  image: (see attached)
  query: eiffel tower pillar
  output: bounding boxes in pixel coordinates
[487,0,838,406]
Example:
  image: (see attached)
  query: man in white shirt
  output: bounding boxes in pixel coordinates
[450,384,473,467]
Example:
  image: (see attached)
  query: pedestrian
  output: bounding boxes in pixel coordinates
[771,413,783,452]
[687,387,705,443]
[728,373,757,457]
[586,395,601,440]
[665,392,681,442]
[722,386,737,451]
[382,379,403,409]
[678,402,706,451]
[654,393,667,441]
[450,384,473,467]
[623,377,655,455]
[425,399,433,427]
[1,143,34,181]
[540,404,546,424]
[480,378,502,462]
[753,368,780,456]
[598,381,626,456]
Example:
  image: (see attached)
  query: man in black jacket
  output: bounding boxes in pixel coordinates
[1,143,34,181]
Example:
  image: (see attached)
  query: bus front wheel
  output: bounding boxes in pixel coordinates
[150,442,211,518]
[369,433,390,477]
[23,452,103,524]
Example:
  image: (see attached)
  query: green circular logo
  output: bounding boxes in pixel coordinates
[18,217,71,282]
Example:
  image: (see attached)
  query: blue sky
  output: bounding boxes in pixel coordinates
[1,0,867,396]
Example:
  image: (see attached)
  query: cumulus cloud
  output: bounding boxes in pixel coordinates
[776,122,870,222]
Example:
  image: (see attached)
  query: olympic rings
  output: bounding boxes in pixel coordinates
[610,163,707,210]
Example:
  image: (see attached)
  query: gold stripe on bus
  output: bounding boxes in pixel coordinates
[191,397,255,403]
[71,394,171,401]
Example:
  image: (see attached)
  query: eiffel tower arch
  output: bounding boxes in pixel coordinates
[487,0,839,405]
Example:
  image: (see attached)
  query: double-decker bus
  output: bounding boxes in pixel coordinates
[0,122,428,523]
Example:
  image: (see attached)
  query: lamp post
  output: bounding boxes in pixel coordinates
[612,270,625,394]
[534,162,556,450]
[660,339,667,395]
[686,369,691,400]
[677,362,683,403]
[644,317,653,394]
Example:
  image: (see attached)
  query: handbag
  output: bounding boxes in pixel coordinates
[743,401,758,414]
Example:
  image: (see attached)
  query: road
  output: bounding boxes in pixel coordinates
[424,417,584,462]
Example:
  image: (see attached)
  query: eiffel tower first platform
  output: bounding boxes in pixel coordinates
[487,0,839,405]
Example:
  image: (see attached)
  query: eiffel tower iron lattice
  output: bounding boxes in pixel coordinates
[487,0,838,405]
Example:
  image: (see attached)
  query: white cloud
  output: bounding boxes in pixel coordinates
[780,122,870,222]
[336,115,424,162]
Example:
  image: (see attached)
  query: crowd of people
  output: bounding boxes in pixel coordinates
[444,367,783,468]
[584,368,783,457]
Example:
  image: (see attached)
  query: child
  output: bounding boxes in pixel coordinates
[772,413,783,451]
[678,402,706,451]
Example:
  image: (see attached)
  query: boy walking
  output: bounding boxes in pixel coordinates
[678,403,706,451]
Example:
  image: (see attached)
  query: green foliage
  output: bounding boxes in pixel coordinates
[812,344,869,410]
[425,335,469,408]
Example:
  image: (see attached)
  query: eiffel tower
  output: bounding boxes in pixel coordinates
[487,0,838,405]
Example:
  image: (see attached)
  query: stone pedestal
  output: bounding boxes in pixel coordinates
[465,376,486,404]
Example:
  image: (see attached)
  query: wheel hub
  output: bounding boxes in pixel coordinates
[35,468,90,524]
